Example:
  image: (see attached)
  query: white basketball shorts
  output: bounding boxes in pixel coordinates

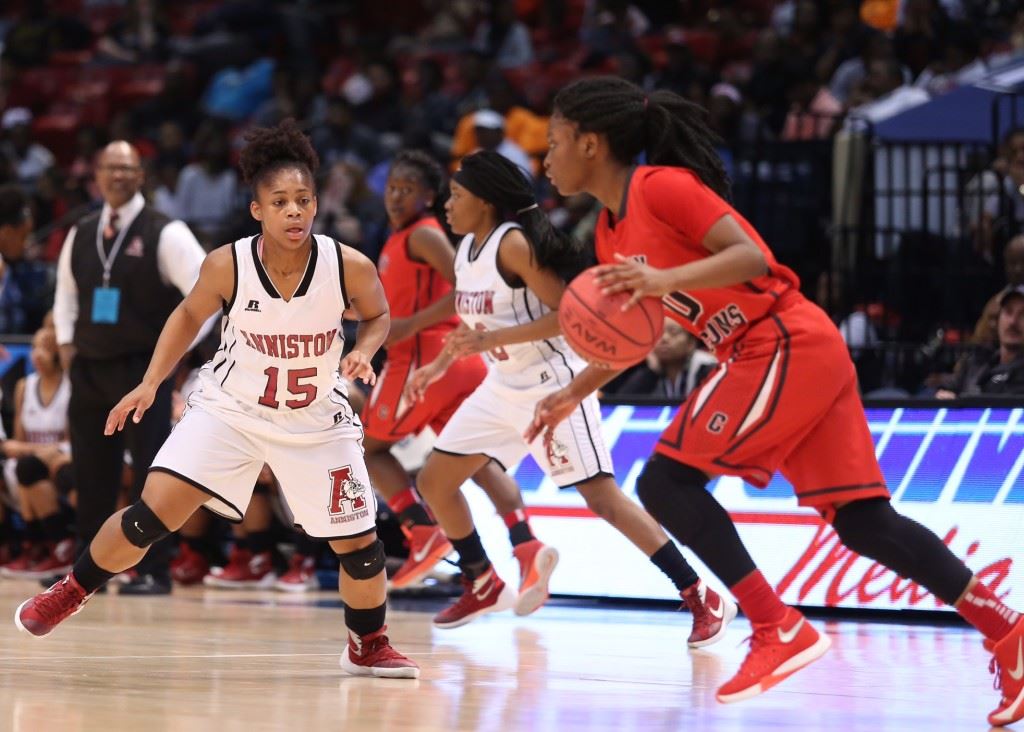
[433,374,613,487]
[151,402,377,540]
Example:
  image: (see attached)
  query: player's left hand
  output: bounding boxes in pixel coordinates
[340,350,376,386]
[105,382,158,435]
[594,253,675,310]
[525,388,581,445]
[445,324,492,357]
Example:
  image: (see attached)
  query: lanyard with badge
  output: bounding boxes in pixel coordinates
[91,213,130,324]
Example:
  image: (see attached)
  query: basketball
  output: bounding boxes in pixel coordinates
[559,266,664,369]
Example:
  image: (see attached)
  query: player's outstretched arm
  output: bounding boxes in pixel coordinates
[340,245,390,386]
[524,364,622,444]
[105,246,232,434]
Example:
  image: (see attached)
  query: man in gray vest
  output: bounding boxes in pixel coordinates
[53,141,210,594]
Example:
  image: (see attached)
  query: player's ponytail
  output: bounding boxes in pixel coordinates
[453,150,589,282]
[552,76,731,200]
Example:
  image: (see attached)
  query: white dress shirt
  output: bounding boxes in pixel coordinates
[54,192,214,348]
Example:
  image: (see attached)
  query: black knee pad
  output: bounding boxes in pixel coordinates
[121,500,171,548]
[14,455,49,486]
[54,463,74,496]
[635,454,708,518]
[337,539,386,580]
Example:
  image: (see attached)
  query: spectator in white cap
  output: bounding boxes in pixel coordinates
[472,109,533,178]
[1,108,55,186]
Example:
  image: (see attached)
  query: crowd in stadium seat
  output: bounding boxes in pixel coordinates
[1,1,1024,395]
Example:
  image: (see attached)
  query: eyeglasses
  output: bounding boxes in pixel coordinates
[98,164,141,174]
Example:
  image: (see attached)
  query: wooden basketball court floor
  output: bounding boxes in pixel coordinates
[0,580,1003,731]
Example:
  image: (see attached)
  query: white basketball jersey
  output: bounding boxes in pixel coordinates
[21,373,70,444]
[454,222,586,385]
[193,234,356,436]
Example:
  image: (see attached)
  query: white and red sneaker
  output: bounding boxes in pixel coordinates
[25,540,74,579]
[390,524,453,589]
[171,543,210,586]
[511,539,559,617]
[15,573,93,637]
[203,548,276,589]
[680,580,738,648]
[0,542,44,578]
[339,626,419,678]
[275,554,317,593]
[986,617,1024,727]
[433,567,516,629]
[716,607,831,703]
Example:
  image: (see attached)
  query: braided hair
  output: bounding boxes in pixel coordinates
[389,149,448,226]
[552,76,731,200]
[454,151,589,281]
[238,118,319,194]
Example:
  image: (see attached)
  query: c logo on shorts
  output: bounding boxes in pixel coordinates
[707,412,728,434]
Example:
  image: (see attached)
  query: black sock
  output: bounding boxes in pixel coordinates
[294,533,319,557]
[506,520,534,547]
[650,541,700,592]
[39,514,68,543]
[451,530,490,579]
[637,459,757,587]
[72,548,116,593]
[398,502,433,527]
[25,519,43,544]
[345,601,386,637]
[246,530,274,555]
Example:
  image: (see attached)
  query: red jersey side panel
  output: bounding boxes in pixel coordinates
[368,215,478,441]
[594,166,800,355]
[377,216,458,356]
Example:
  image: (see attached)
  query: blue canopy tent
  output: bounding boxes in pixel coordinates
[873,56,1024,143]
[847,56,1024,257]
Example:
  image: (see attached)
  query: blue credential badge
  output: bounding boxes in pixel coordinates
[91,287,121,324]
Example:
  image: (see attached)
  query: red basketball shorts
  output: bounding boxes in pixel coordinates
[655,297,888,513]
[361,338,487,443]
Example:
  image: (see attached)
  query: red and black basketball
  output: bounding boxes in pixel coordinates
[559,266,664,369]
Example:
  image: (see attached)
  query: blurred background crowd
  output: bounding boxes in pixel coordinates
[1,0,1023,397]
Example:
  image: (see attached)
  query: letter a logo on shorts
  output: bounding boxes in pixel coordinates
[329,465,367,515]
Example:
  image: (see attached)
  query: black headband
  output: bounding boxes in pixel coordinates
[452,163,534,213]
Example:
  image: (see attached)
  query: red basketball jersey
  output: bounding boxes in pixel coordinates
[594,166,801,355]
[377,216,458,356]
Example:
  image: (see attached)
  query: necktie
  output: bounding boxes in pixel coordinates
[103,211,120,244]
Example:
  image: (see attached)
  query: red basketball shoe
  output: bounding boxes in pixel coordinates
[986,617,1024,727]
[15,573,93,637]
[170,543,210,586]
[716,607,831,703]
[339,626,419,679]
[25,539,75,579]
[390,524,452,589]
[433,567,516,629]
[681,580,738,648]
[512,539,559,616]
[203,548,276,589]
[275,554,317,593]
[0,542,44,578]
